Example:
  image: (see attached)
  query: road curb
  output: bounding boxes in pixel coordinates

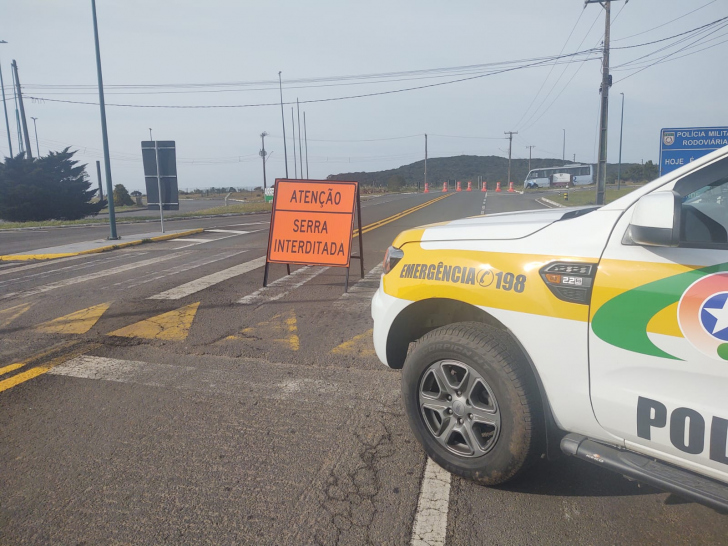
[0,228,205,262]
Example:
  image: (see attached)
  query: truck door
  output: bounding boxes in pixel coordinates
[589,157,728,480]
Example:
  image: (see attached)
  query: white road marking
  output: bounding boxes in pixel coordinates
[228,222,269,227]
[206,229,252,235]
[536,197,565,208]
[0,252,188,300]
[238,265,328,305]
[334,264,383,310]
[48,355,400,406]
[0,253,134,288]
[411,458,452,546]
[0,251,130,278]
[172,238,215,243]
[118,250,249,290]
[149,255,265,300]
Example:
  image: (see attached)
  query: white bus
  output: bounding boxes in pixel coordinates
[524,164,594,189]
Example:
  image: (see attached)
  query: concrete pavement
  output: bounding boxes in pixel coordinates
[1,191,726,545]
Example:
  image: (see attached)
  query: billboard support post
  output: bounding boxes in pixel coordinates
[154,140,164,233]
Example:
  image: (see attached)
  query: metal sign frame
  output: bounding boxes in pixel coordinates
[263,179,364,292]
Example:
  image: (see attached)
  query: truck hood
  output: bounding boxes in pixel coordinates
[393,206,598,246]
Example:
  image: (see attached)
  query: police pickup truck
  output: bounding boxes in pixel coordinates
[372,147,728,510]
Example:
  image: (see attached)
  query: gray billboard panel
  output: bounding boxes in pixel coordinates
[141,140,179,210]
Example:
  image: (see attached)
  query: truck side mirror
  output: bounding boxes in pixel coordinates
[629,191,681,247]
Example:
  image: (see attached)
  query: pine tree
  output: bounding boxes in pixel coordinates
[0,148,106,222]
[113,184,134,206]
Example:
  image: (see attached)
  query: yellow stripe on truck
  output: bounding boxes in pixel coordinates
[383,244,591,322]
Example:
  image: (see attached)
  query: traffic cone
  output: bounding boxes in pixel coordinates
[496,181,501,192]
[424,182,429,193]
[481,180,487,192]
[443,181,448,192]
[508,181,515,193]
[467,181,472,191]
[456,181,462,192]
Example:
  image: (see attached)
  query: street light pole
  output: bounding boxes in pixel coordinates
[91,0,118,239]
[30,116,39,157]
[562,129,566,161]
[149,128,152,141]
[278,72,289,179]
[297,98,303,178]
[303,111,309,179]
[10,60,32,159]
[526,145,535,173]
[260,131,268,190]
[291,107,297,179]
[0,40,12,157]
[617,92,625,191]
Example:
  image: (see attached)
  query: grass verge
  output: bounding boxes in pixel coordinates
[0,202,272,230]
[544,186,641,207]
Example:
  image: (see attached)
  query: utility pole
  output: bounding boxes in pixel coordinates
[149,128,152,141]
[291,107,297,179]
[91,0,118,239]
[586,0,618,205]
[11,60,32,159]
[562,129,566,161]
[303,111,309,179]
[423,133,427,193]
[526,145,535,173]
[96,160,104,201]
[296,98,303,178]
[617,92,625,191]
[30,116,39,157]
[0,40,12,157]
[504,131,517,186]
[260,131,268,190]
[278,72,289,178]
[10,62,22,154]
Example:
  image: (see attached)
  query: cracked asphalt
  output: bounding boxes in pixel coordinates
[1,191,727,545]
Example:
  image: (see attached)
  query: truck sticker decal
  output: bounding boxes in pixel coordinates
[592,261,728,361]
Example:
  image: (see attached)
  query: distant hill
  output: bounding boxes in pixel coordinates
[327,155,642,188]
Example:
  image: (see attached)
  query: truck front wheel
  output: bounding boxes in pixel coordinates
[401,322,542,485]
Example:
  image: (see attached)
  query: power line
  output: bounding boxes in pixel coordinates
[24,50,600,109]
[611,0,717,42]
[614,20,728,84]
[611,15,728,50]
[515,10,603,132]
[512,8,585,129]
[612,19,728,70]
[615,33,728,72]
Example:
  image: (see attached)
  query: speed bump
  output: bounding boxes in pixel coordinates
[107,302,200,341]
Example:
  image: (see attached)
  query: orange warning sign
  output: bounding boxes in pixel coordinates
[266,179,358,267]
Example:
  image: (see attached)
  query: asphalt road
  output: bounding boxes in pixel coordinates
[0,190,726,545]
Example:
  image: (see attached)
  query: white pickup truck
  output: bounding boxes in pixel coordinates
[372,146,728,510]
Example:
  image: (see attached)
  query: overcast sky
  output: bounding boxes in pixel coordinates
[1,0,726,191]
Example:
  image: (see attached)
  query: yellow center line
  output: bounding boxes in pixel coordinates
[0,341,96,394]
[353,194,451,238]
[0,362,25,376]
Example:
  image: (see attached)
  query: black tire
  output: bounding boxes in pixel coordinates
[401,322,543,485]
